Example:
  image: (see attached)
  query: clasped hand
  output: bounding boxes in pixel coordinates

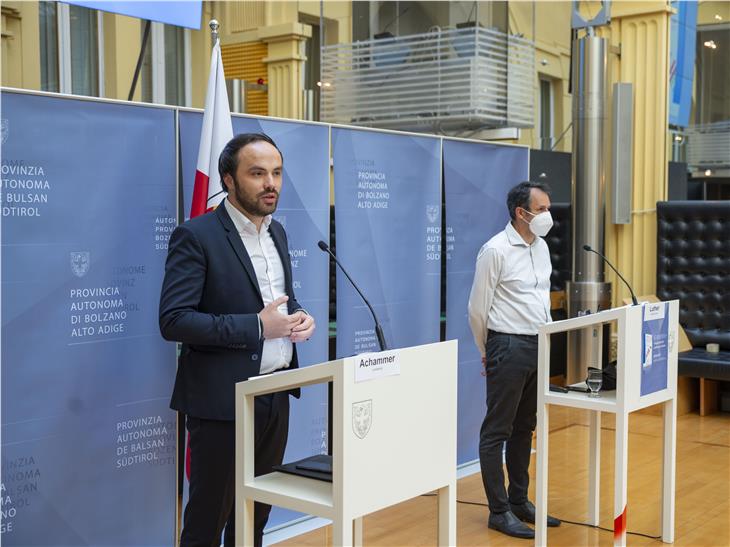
[259,296,316,342]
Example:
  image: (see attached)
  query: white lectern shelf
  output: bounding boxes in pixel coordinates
[247,473,335,520]
[544,389,617,412]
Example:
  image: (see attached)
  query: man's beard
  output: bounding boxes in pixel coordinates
[233,177,279,217]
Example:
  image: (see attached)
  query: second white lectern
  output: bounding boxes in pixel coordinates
[235,340,458,546]
[535,301,679,547]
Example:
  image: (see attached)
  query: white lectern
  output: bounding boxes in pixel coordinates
[235,340,458,546]
[535,302,679,546]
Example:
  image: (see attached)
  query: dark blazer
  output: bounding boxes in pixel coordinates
[159,204,302,421]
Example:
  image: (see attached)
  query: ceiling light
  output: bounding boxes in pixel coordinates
[704,169,712,176]
[704,40,717,49]
[715,14,722,21]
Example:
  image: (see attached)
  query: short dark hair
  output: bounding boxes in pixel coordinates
[218,133,283,191]
[506,181,551,220]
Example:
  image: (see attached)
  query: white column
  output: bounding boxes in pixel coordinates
[588,410,601,525]
[613,410,629,547]
[437,483,456,546]
[333,515,354,546]
[535,331,551,547]
[235,389,256,547]
[662,398,676,542]
[353,517,363,546]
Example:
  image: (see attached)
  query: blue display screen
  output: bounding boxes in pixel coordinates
[62,1,202,29]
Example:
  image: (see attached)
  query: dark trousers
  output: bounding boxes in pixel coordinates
[180,392,290,547]
[479,331,538,514]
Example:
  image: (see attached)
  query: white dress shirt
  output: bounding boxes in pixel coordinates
[467,221,552,357]
[225,199,293,374]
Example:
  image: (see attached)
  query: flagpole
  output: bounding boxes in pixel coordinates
[209,19,219,47]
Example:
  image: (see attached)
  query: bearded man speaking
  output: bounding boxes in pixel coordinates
[159,133,315,547]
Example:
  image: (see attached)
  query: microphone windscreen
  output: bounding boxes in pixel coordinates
[317,240,329,251]
[582,244,592,251]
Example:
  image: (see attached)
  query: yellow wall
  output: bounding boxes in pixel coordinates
[2,2,41,91]
[300,1,353,44]
[509,1,573,152]
[698,0,730,25]
[603,2,673,305]
[102,12,142,101]
[221,41,268,116]
[2,6,25,89]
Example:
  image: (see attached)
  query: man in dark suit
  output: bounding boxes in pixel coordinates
[159,133,315,547]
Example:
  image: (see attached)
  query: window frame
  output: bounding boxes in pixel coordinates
[538,76,555,150]
[695,23,730,125]
[146,21,192,106]
[55,2,104,96]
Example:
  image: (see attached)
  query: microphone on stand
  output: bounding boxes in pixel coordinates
[317,240,388,351]
[582,244,638,306]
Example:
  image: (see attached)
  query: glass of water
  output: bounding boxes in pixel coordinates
[587,369,602,398]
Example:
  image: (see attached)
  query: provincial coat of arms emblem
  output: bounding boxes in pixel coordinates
[426,205,439,224]
[352,400,372,439]
[70,251,90,277]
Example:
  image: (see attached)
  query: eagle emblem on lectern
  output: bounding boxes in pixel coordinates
[352,400,372,439]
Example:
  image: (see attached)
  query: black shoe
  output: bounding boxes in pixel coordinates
[488,510,535,539]
[510,500,561,527]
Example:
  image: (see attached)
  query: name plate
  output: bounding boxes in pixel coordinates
[354,351,401,383]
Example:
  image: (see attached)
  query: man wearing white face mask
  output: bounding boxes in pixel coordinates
[468,181,560,539]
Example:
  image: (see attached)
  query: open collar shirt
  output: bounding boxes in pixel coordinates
[225,198,292,374]
[467,221,552,357]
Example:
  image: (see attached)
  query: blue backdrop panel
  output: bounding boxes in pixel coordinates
[178,112,330,529]
[443,140,529,465]
[332,128,441,358]
[1,92,177,544]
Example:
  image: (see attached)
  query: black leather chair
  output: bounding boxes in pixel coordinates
[545,203,571,377]
[545,203,571,292]
[656,201,730,382]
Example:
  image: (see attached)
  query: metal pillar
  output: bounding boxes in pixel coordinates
[565,28,612,384]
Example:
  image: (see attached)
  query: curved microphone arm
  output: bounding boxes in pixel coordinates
[582,244,639,306]
[317,241,388,351]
